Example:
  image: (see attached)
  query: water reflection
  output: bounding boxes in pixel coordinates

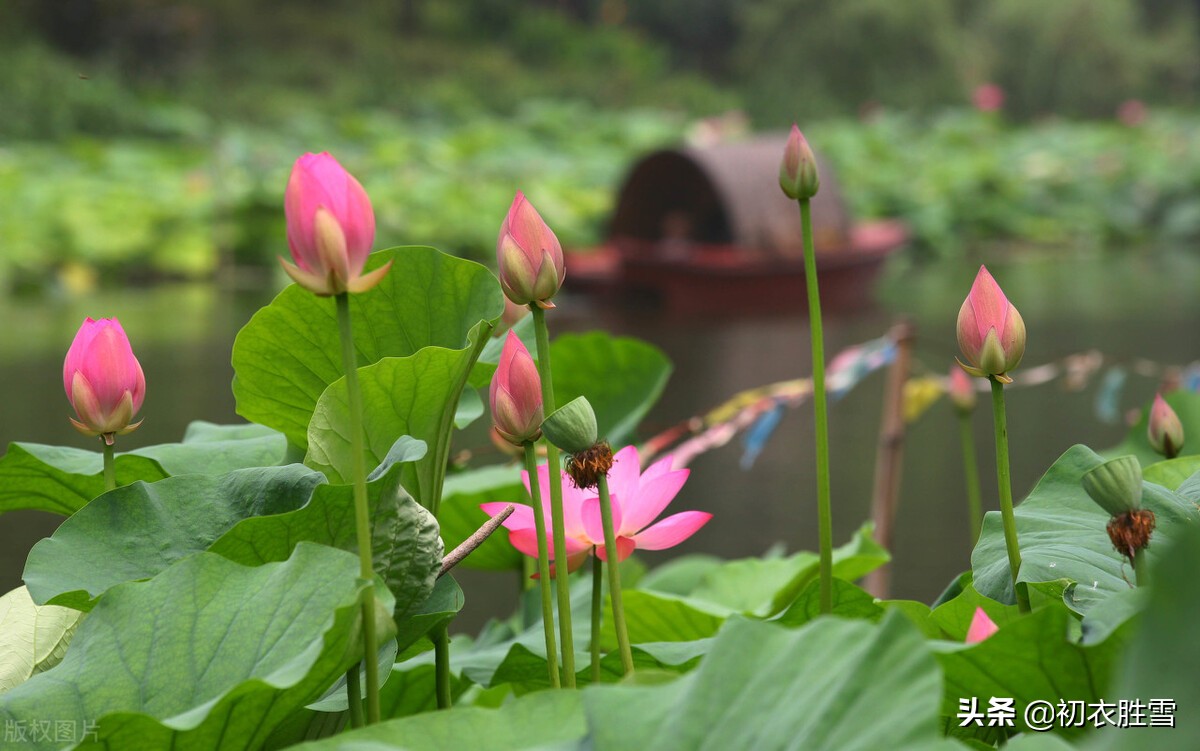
[2,250,1198,631]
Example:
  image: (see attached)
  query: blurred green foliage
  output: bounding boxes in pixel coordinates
[812,111,1200,256]
[1,0,1199,289]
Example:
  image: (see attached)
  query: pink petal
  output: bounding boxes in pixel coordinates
[966,607,999,643]
[594,536,636,563]
[639,453,677,486]
[967,266,1009,341]
[481,502,534,532]
[631,511,712,551]
[605,445,642,508]
[581,494,622,547]
[509,528,590,560]
[523,463,587,537]
[620,469,690,536]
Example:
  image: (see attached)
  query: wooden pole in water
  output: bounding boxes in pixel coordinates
[864,320,916,599]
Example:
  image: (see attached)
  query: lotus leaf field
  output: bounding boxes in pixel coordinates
[0,135,1197,751]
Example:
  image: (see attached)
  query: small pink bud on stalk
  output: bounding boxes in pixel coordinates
[956,266,1026,383]
[497,192,565,308]
[490,331,544,446]
[778,124,820,200]
[965,607,998,643]
[1148,394,1184,459]
[63,318,145,445]
[281,152,391,296]
[948,366,977,413]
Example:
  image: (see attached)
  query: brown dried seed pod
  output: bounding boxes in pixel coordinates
[1106,508,1157,565]
[564,442,614,491]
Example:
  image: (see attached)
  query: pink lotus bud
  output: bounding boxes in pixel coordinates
[965,607,998,643]
[972,83,1005,113]
[281,152,391,296]
[496,192,565,308]
[778,124,820,200]
[948,366,977,413]
[956,266,1026,382]
[63,318,145,444]
[490,330,544,446]
[1148,394,1184,459]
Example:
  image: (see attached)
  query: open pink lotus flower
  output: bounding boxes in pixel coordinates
[965,607,999,644]
[482,445,711,572]
[63,317,145,443]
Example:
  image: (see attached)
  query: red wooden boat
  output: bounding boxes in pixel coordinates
[565,136,907,315]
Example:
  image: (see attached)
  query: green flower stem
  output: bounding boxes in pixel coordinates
[989,377,1030,613]
[957,411,984,545]
[798,198,833,614]
[591,554,603,682]
[334,292,382,723]
[530,305,577,687]
[346,664,364,729]
[1134,548,1150,587]
[102,441,116,492]
[523,441,562,688]
[596,473,634,675]
[433,625,452,709]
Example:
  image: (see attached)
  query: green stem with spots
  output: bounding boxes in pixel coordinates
[346,664,364,729]
[591,553,603,682]
[335,292,382,723]
[102,440,116,492]
[1133,548,1150,587]
[433,625,452,708]
[798,198,833,614]
[524,441,561,688]
[989,377,1030,613]
[530,305,576,687]
[596,473,633,676]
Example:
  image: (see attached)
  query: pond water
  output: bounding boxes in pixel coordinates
[3,248,1198,631]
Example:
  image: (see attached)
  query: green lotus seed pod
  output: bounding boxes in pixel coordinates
[541,396,599,454]
[1082,455,1143,517]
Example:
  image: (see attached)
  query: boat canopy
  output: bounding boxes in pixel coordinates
[607,136,853,257]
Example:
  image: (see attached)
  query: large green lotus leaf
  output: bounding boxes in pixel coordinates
[584,613,943,751]
[971,444,1200,614]
[1141,456,1200,491]
[0,586,82,693]
[775,577,884,627]
[598,589,730,647]
[929,579,1021,641]
[680,523,889,616]
[305,325,491,511]
[0,443,166,516]
[24,464,325,610]
[232,246,503,449]
[0,543,394,751]
[133,420,289,475]
[934,602,1133,740]
[550,332,671,445]
[437,464,526,572]
[211,439,442,623]
[0,422,286,517]
[1105,391,1200,466]
[395,575,464,660]
[1089,524,1200,750]
[292,690,585,751]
